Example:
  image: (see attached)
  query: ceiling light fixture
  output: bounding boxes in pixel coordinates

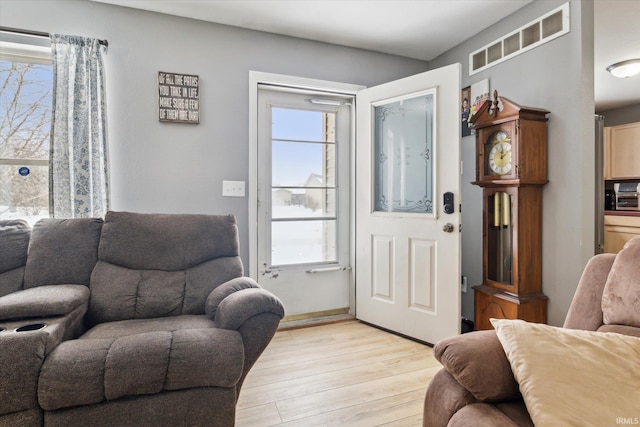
[606,59,640,78]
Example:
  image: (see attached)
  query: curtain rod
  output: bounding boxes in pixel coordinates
[0,26,108,47]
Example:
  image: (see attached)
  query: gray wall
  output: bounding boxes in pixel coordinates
[1,0,596,326]
[0,0,429,267]
[430,0,595,325]
[599,103,640,127]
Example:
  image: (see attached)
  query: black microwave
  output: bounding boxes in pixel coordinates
[614,182,640,211]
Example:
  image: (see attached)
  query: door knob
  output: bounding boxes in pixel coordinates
[442,223,454,233]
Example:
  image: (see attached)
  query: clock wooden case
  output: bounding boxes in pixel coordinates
[470,91,550,330]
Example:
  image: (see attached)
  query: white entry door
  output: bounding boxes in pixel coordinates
[355,64,461,344]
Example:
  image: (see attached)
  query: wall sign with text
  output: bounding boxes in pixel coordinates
[158,72,199,124]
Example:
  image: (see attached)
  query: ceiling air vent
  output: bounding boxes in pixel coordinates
[469,2,570,75]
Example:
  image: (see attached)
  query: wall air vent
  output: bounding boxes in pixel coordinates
[469,2,570,75]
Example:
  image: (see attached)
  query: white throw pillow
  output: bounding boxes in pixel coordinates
[491,318,640,427]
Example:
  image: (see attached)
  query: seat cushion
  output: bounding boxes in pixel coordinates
[0,285,89,321]
[597,324,640,338]
[39,322,244,411]
[80,315,216,339]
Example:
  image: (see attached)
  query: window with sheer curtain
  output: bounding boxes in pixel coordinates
[1,32,109,223]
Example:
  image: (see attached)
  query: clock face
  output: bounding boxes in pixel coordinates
[486,130,512,176]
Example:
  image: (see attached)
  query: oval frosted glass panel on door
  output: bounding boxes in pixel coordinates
[374,93,434,213]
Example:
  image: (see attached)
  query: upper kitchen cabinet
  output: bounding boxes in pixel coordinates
[604,122,640,180]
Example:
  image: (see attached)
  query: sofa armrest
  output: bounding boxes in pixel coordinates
[212,286,285,331]
[0,303,88,417]
[0,285,89,321]
[433,330,520,402]
[205,277,262,319]
[0,330,47,416]
[423,368,478,427]
[206,279,285,391]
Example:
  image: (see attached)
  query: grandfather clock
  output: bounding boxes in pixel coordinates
[470,91,549,330]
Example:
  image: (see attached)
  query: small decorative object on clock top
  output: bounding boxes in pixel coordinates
[470,90,550,331]
[472,90,550,185]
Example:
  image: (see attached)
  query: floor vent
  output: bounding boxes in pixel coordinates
[469,2,570,75]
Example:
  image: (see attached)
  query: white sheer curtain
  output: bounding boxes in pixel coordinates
[49,34,109,218]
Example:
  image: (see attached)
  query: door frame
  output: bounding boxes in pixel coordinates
[248,71,364,313]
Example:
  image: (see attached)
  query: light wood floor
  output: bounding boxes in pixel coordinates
[236,320,441,426]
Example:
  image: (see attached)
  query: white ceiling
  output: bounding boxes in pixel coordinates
[94,0,640,111]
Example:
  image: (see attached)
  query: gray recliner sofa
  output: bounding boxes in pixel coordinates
[0,211,285,426]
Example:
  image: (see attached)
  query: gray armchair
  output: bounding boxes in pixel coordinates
[0,211,284,426]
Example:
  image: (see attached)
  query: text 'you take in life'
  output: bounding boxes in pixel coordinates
[158,72,199,124]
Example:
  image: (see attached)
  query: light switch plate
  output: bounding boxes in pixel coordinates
[222,180,245,197]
